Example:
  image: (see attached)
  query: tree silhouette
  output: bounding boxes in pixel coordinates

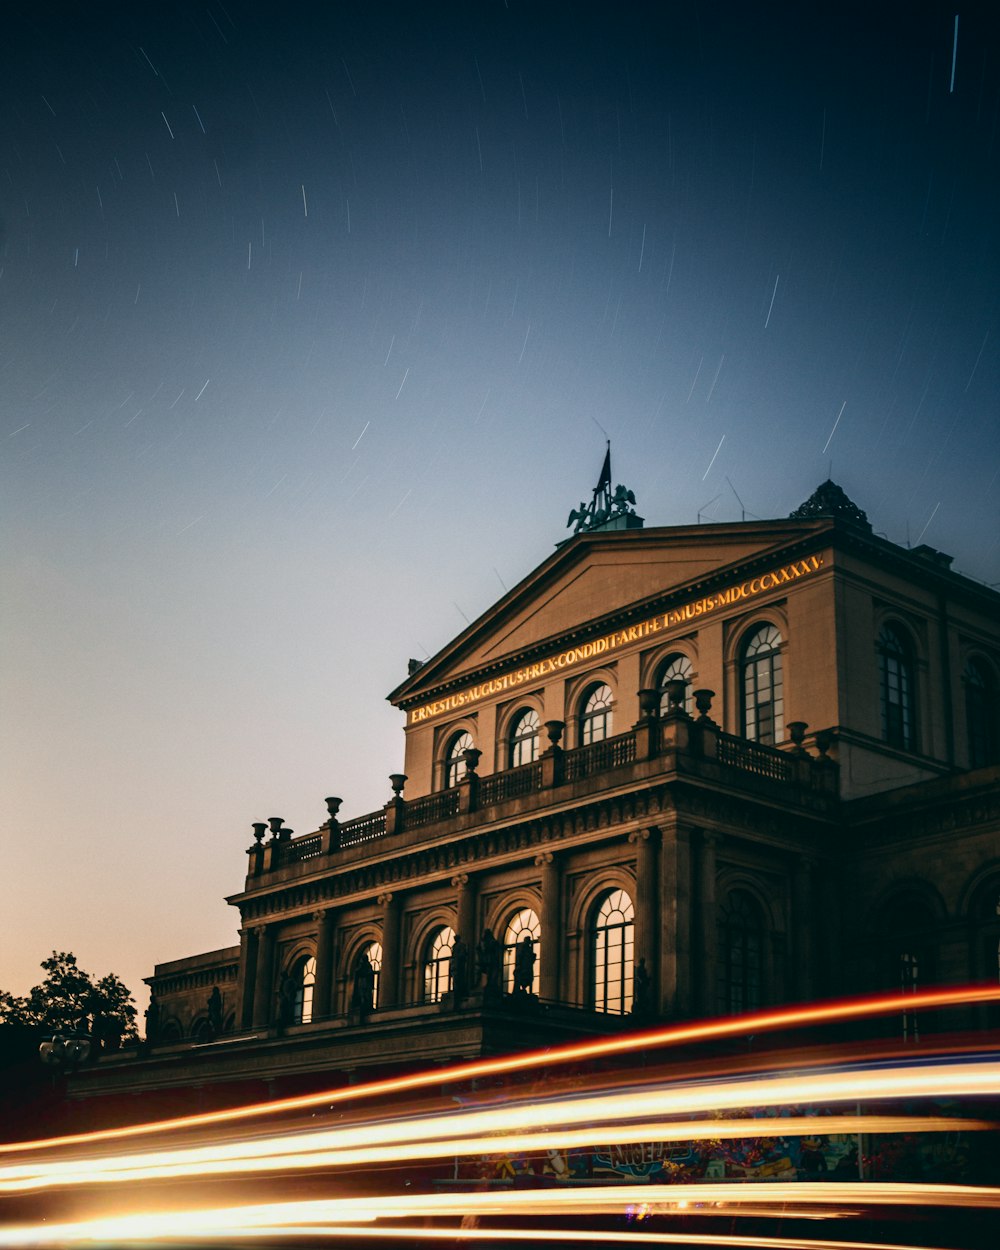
[0,952,138,1044]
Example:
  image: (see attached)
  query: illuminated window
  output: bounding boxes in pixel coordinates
[878,625,915,751]
[509,708,540,768]
[656,654,694,715]
[293,956,316,1024]
[424,926,455,1003]
[716,891,763,1016]
[444,731,474,788]
[580,684,614,745]
[965,658,996,769]
[503,908,541,995]
[742,625,783,744]
[362,941,382,1010]
[592,889,634,1014]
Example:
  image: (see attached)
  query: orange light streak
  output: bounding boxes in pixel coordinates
[2,1058,997,1193]
[0,1184,995,1247]
[4,983,997,1156]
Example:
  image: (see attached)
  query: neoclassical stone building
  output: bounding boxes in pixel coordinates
[74,480,1000,1106]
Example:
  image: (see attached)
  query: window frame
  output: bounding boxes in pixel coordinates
[592,888,634,1014]
[741,623,784,745]
[443,730,475,789]
[579,682,615,746]
[508,708,541,769]
[502,907,541,995]
[878,623,915,751]
[423,926,455,1003]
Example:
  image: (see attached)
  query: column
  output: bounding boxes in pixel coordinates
[453,873,476,945]
[698,831,720,1016]
[659,819,692,1018]
[251,924,275,1028]
[313,909,336,1020]
[237,926,256,1030]
[792,858,814,1002]
[536,851,561,1001]
[379,892,401,1008]
[629,829,661,996]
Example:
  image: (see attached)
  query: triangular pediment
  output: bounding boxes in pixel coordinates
[390,518,828,708]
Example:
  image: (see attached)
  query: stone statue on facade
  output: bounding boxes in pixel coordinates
[207,985,224,1038]
[451,934,470,999]
[351,953,376,1014]
[144,992,160,1044]
[476,927,502,993]
[632,957,652,1017]
[277,972,296,1027]
[512,936,536,995]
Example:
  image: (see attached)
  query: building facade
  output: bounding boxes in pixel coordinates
[74,481,1000,1106]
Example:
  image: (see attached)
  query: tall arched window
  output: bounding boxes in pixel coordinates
[509,708,540,768]
[424,926,455,1003]
[742,625,783,744]
[444,731,474,788]
[503,908,540,995]
[293,956,316,1024]
[580,684,614,745]
[364,940,382,1010]
[965,658,996,769]
[592,889,634,1014]
[656,654,694,715]
[716,890,764,1016]
[878,624,915,751]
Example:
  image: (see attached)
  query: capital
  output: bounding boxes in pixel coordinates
[378,891,395,908]
[451,872,470,891]
[534,851,555,868]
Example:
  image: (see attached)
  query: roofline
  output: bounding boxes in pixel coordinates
[388,515,999,710]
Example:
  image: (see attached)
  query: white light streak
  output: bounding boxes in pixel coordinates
[764,274,779,328]
[161,111,174,139]
[702,436,725,480]
[302,184,308,217]
[950,14,959,93]
[394,367,409,399]
[351,422,370,449]
[194,379,210,402]
[822,400,846,453]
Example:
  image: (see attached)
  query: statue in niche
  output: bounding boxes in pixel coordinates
[351,953,376,1014]
[632,957,652,1017]
[207,986,224,1038]
[476,927,502,993]
[512,937,536,996]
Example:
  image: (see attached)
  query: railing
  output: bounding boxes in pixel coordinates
[478,762,544,806]
[253,720,831,877]
[716,731,793,782]
[282,834,323,863]
[339,809,387,847]
[405,788,460,828]
[562,730,637,782]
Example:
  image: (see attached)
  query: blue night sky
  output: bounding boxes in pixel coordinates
[2,2,998,1002]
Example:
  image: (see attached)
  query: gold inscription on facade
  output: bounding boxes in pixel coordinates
[409,553,824,725]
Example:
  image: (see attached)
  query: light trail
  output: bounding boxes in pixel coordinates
[5,984,998,1157]
[2,1058,997,1193]
[0,1184,996,1247]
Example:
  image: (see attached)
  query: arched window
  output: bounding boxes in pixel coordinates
[293,956,316,1024]
[592,889,634,1014]
[358,941,382,1011]
[716,890,765,1015]
[424,926,455,1003]
[878,625,915,751]
[656,654,694,715]
[503,908,541,995]
[742,625,783,744]
[580,684,614,746]
[965,658,996,769]
[444,731,474,788]
[880,894,935,1041]
[509,708,540,768]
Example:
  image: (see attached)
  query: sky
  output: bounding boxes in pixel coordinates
[2,2,998,1006]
